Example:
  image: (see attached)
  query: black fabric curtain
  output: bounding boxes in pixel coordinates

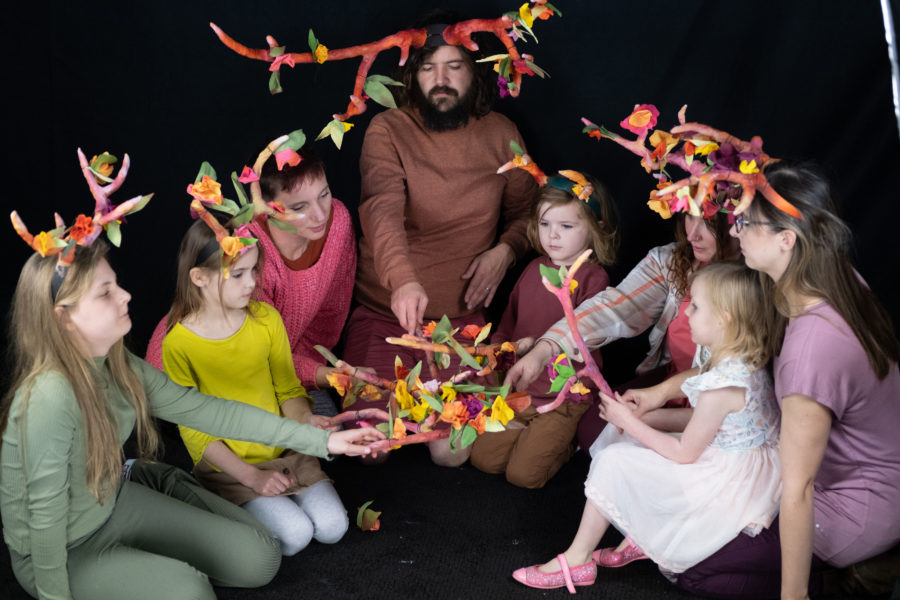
[4,1,898,368]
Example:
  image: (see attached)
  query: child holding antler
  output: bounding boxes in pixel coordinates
[158,177,352,556]
[513,262,781,593]
[470,169,618,488]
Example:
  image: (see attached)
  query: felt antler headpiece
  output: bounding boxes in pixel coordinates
[497,140,605,219]
[187,129,310,277]
[209,1,559,147]
[10,149,153,299]
[581,104,802,220]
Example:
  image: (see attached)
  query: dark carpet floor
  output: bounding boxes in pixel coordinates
[0,432,891,599]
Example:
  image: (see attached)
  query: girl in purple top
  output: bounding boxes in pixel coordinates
[673,162,900,599]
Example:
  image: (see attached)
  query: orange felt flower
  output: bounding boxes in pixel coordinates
[468,412,486,435]
[422,321,438,337]
[459,324,483,340]
[440,401,468,429]
[220,236,242,257]
[33,231,57,256]
[620,104,659,135]
[68,214,95,242]
[392,417,407,440]
[314,44,328,64]
[90,152,115,182]
[188,175,223,204]
[326,372,350,396]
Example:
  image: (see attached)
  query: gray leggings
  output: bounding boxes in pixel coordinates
[13,462,281,600]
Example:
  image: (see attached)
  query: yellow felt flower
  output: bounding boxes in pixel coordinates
[90,152,115,180]
[648,195,672,219]
[519,3,534,27]
[326,371,349,396]
[394,380,415,411]
[693,140,719,157]
[314,44,328,64]
[34,231,56,256]
[569,381,591,395]
[490,395,514,425]
[341,121,354,132]
[440,384,457,403]
[189,175,223,204]
[568,278,579,294]
[409,402,430,422]
[739,159,760,174]
[392,417,407,440]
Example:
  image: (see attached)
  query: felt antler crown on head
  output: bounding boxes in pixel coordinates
[497,140,605,218]
[210,1,560,147]
[10,149,153,298]
[581,104,802,220]
[187,129,312,277]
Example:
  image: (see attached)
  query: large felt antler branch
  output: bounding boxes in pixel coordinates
[210,1,558,144]
[582,104,801,219]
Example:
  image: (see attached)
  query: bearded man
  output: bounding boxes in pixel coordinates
[343,19,536,466]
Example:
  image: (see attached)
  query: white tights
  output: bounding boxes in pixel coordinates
[242,480,348,556]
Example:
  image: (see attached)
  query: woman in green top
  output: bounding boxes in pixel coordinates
[0,241,384,600]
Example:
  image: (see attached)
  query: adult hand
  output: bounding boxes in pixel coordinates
[504,338,558,391]
[245,467,293,497]
[462,243,514,310]
[326,427,386,457]
[391,281,428,335]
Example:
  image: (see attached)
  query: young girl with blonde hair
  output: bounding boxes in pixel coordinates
[513,262,781,592]
[470,170,618,488]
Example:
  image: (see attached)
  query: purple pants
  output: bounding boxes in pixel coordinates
[674,517,825,599]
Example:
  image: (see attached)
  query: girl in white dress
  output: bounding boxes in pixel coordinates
[513,261,781,593]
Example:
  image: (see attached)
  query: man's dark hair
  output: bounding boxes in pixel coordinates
[394,10,498,118]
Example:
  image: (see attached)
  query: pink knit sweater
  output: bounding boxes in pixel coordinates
[145,198,357,388]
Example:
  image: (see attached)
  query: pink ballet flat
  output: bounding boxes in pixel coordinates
[592,537,648,568]
[512,553,597,593]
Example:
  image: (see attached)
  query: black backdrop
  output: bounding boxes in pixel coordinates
[4,0,899,384]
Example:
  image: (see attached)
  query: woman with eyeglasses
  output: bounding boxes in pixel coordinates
[672,161,900,599]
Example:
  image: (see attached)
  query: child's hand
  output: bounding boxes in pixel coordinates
[514,337,535,354]
[504,339,557,391]
[598,391,635,430]
[246,468,293,497]
[308,415,340,432]
[326,427,386,456]
[618,386,666,419]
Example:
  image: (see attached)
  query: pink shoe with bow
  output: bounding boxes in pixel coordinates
[512,553,597,593]
[592,537,648,568]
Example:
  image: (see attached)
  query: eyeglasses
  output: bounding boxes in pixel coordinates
[733,215,773,233]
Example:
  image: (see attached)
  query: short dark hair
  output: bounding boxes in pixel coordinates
[258,144,326,201]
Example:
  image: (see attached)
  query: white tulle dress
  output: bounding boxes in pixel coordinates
[586,356,782,574]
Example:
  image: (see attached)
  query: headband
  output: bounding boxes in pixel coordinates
[581,104,802,220]
[11,149,152,300]
[498,141,604,219]
[210,2,559,146]
[187,129,309,277]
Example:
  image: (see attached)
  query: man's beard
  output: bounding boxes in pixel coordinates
[412,84,476,132]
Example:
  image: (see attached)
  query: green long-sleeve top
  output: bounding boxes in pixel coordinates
[0,352,331,600]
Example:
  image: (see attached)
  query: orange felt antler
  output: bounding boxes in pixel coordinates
[210,2,559,142]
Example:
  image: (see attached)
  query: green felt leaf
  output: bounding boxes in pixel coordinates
[217,198,239,215]
[363,79,397,109]
[498,56,511,79]
[269,45,285,58]
[314,345,339,366]
[509,139,524,156]
[484,419,505,433]
[366,74,403,86]
[435,352,451,370]
[422,393,444,414]
[449,338,482,370]
[448,425,463,452]
[525,61,549,78]
[125,193,153,215]
[539,263,562,288]
[308,29,318,53]
[268,217,297,233]
[545,2,562,16]
[405,361,422,386]
[231,204,254,226]
[460,424,478,449]
[275,129,307,153]
[269,71,283,95]
[356,500,375,528]
[451,383,486,393]
[327,120,346,149]
[375,421,391,435]
[87,167,113,183]
[431,315,452,344]
[473,322,491,346]
[548,373,571,393]
[105,221,121,247]
[195,161,217,184]
[230,172,250,206]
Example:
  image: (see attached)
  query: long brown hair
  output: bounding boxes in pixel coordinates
[1,242,159,500]
[752,161,899,377]
[667,211,735,298]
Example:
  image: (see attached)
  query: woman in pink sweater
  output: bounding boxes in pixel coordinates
[147,146,356,416]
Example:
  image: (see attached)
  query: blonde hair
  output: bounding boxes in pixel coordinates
[526,174,620,266]
[1,242,159,500]
[165,219,264,332]
[692,261,771,371]
[751,162,899,377]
